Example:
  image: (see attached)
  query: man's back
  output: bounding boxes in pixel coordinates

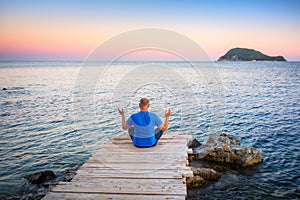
[118,98,171,148]
[126,111,162,147]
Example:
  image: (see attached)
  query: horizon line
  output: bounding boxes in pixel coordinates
[1,59,299,62]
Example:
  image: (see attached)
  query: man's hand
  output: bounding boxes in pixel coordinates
[165,108,171,118]
[118,107,124,116]
[118,107,130,130]
[159,108,171,131]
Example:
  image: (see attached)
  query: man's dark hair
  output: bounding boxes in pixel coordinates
[139,98,149,107]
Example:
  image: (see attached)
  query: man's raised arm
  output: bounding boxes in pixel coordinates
[160,108,171,131]
[118,108,130,130]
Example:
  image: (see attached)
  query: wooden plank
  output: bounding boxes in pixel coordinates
[111,135,193,140]
[108,137,189,141]
[85,159,186,164]
[98,146,188,154]
[99,144,188,150]
[71,177,187,185]
[75,168,192,175]
[92,153,188,158]
[51,181,186,195]
[99,146,188,152]
[91,155,188,161]
[71,171,192,179]
[72,173,185,180]
[70,177,185,183]
[107,140,188,145]
[107,139,190,143]
[106,138,188,142]
[100,146,187,153]
[100,141,188,148]
[95,150,188,155]
[86,158,187,164]
[99,145,188,150]
[94,152,188,157]
[69,178,185,185]
[106,144,187,149]
[43,192,185,200]
[74,169,191,179]
[85,156,187,161]
[80,163,187,170]
[91,154,187,161]
[87,158,188,166]
[182,170,194,178]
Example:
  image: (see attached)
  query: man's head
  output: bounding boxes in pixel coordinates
[139,98,150,111]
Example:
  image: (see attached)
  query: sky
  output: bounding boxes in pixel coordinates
[0,0,299,61]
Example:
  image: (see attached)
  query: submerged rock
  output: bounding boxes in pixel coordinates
[24,170,56,184]
[189,134,263,168]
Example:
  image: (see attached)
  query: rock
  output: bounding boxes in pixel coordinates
[188,139,203,160]
[20,164,83,200]
[25,170,56,184]
[188,139,202,148]
[62,163,83,182]
[191,167,220,181]
[187,167,220,188]
[189,134,263,168]
[187,175,204,188]
[2,88,7,90]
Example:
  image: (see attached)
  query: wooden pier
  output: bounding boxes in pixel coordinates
[43,134,193,200]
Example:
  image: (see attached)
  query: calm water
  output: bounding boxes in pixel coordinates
[0,61,299,199]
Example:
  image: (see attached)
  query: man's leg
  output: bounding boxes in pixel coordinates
[155,128,164,140]
[128,127,134,139]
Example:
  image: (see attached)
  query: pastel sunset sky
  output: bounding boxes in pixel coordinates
[0,0,299,61]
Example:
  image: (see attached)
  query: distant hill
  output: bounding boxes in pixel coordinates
[218,48,286,61]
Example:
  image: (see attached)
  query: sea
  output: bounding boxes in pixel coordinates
[0,61,299,199]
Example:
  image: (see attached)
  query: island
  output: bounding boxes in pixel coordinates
[218,47,286,61]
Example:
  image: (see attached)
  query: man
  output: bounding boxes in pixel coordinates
[118,98,171,148]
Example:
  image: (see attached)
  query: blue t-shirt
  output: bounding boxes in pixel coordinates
[126,111,163,147]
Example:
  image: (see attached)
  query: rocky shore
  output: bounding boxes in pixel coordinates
[187,133,263,188]
[8,163,83,200]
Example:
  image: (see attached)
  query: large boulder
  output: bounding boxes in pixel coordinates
[189,134,263,168]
